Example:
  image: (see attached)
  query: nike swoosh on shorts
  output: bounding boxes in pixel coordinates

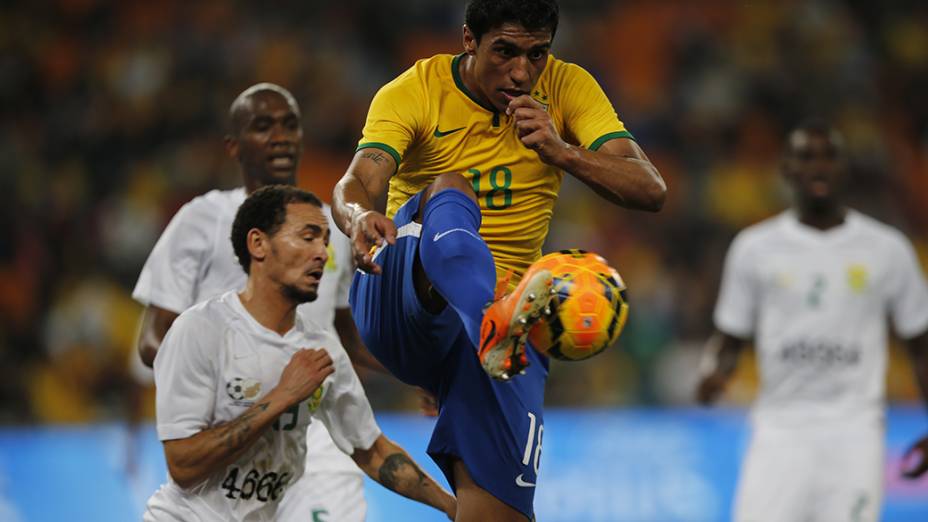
[432,228,482,242]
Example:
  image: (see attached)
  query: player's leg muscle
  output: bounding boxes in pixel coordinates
[451,460,529,522]
[417,186,496,348]
[410,173,480,312]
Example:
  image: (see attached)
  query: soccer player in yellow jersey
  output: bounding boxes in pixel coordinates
[333,1,665,520]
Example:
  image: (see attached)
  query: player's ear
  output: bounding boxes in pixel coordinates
[463,24,477,55]
[247,228,269,265]
[224,135,239,161]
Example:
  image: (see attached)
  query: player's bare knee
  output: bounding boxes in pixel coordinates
[426,172,477,203]
[417,173,477,221]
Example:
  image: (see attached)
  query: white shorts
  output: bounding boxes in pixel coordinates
[276,472,366,522]
[734,421,884,522]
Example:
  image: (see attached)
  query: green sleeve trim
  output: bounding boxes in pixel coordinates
[588,130,635,151]
[356,142,402,174]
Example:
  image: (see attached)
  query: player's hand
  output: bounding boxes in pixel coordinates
[507,94,568,166]
[350,210,396,275]
[275,349,335,405]
[416,387,439,417]
[902,434,928,479]
[695,372,727,406]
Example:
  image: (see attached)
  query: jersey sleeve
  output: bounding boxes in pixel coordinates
[153,311,218,441]
[315,336,381,454]
[132,201,213,314]
[713,233,759,339]
[356,65,428,170]
[557,63,632,151]
[887,235,928,339]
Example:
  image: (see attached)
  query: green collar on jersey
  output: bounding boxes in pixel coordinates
[452,53,501,126]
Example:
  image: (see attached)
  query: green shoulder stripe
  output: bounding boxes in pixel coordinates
[356,142,402,174]
[589,131,635,151]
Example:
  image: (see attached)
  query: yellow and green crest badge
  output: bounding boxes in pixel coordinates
[325,244,337,271]
[847,264,868,293]
[305,383,326,413]
[532,89,549,111]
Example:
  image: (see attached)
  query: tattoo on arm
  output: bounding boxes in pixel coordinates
[378,452,426,492]
[361,151,386,164]
[217,402,270,448]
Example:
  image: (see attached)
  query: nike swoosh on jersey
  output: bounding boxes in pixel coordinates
[433,228,482,242]
[515,474,536,488]
[433,126,465,138]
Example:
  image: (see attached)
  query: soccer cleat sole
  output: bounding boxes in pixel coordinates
[480,270,556,381]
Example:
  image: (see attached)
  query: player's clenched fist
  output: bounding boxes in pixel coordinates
[275,348,335,404]
[350,210,397,275]
[507,94,568,166]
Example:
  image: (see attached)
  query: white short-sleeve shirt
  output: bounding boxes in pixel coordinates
[714,210,928,427]
[132,188,352,325]
[132,187,361,476]
[144,292,380,522]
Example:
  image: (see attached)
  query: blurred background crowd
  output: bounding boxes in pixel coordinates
[2,0,928,423]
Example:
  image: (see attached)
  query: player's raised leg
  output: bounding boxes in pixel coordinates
[415,173,495,327]
[416,172,555,380]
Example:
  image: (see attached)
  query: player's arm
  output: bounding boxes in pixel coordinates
[902,330,928,479]
[334,307,387,373]
[134,199,214,366]
[162,349,333,489]
[351,434,456,519]
[333,150,398,274]
[507,95,666,211]
[562,137,665,211]
[887,234,928,478]
[695,331,749,405]
[136,305,180,367]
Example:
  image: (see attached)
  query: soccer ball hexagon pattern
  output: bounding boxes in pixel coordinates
[527,249,629,361]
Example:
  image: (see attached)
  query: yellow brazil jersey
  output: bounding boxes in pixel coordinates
[357,53,631,278]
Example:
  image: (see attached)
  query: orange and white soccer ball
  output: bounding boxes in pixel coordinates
[528,249,629,361]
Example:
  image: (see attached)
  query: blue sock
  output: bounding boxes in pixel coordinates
[418,189,496,349]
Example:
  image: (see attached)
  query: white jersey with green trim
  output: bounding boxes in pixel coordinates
[131,188,365,480]
[715,209,928,428]
[144,292,380,522]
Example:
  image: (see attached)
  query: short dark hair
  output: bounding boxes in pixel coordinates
[465,0,559,43]
[231,185,323,274]
[227,83,301,137]
[786,117,844,155]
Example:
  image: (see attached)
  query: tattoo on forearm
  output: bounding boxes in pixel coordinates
[218,402,270,448]
[361,151,386,164]
[378,452,427,492]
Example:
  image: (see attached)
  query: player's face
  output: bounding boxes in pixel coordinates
[466,23,552,113]
[265,202,329,304]
[782,130,846,209]
[233,92,303,188]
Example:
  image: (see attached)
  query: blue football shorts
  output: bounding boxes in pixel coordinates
[349,191,549,519]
